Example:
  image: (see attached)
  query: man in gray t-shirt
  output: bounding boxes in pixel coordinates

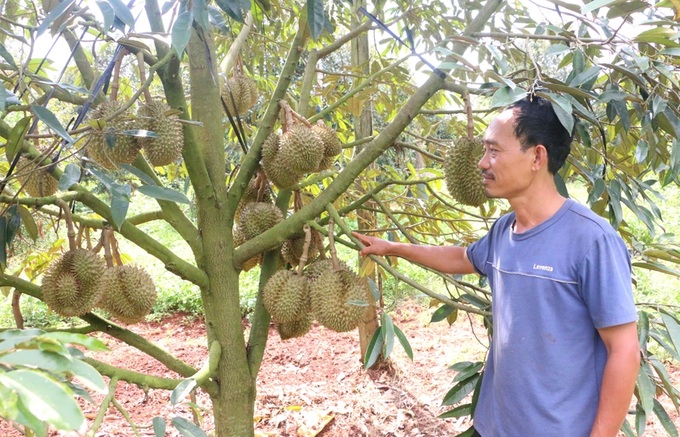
[354,96,639,437]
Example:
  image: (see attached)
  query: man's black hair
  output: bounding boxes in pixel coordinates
[508,96,574,174]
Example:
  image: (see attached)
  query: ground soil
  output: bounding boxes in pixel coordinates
[0,300,678,436]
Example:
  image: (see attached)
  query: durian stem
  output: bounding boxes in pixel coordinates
[288,106,313,128]
[102,227,114,268]
[112,398,141,437]
[136,51,153,104]
[75,223,85,249]
[109,230,124,266]
[328,219,339,270]
[279,100,295,132]
[11,290,23,329]
[110,49,128,103]
[88,376,119,437]
[297,224,312,274]
[465,92,474,140]
[55,199,77,251]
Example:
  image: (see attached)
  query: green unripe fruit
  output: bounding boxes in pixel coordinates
[443,137,487,207]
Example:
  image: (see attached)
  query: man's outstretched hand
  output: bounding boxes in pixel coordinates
[352,232,392,257]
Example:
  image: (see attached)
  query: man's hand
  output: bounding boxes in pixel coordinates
[352,232,393,257]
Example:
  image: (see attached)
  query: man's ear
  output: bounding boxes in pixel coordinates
[532,145,549,171]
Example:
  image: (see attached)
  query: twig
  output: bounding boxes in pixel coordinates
[55,198,77,251]
[88,377,119,437]
[11,290,23,329]
[297,225,312,273]
[112,398,141,437]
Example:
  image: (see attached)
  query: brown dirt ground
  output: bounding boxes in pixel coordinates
[0,300,678,436]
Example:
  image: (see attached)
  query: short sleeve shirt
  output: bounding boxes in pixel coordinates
[466,199,637,437]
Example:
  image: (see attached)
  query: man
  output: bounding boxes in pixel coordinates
[353,96,640,437]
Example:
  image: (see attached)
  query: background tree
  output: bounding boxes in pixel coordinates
[1,0,680,436]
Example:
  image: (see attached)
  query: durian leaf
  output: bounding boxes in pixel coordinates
[0,216,8,270]
[17,206,38,241]
[381,313,395,358]
[366,277,380,301]
[36,0,76,36]
[106,0,136,29]
[363,326,383,369]
[660,312,680,356]
[171,11,193,58]
[451,361,484,382]
[430,304,455,323]
[94,0,115,32]
[191,0,210,31]
[620,418,635,437]
[171,378,197,405]
[393,325,413,360]
[653,399,679,437]
[5,205,20,246]
[32,106,74,145]
[153,417,167,437]
[438,403,472,419]
[214,0,244,22]
[171,416,208,437]
[490,86,527,108]
[441,374,479,406]
[0,369,84,431]
[0,42,17,70]
[59,163,81,191]
[39,332,108,352]
[0,82,5,112]
[581,0,619,14]
[307,0,325,40]
[554,173,569,198]
[636,403,646,436]
[137,185,191,204]
[110,183,131,230]
[120,164,158,186]
[636,363,655,414]
[6,116,32,162]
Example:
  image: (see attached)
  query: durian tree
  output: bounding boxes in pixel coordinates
[1,0,680,436]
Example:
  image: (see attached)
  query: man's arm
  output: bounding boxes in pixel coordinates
[352,232,476,275]
[590,322,640,437]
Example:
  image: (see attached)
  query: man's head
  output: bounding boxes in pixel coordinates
[507,96,574,175]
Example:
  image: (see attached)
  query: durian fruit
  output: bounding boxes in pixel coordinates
[443,137,487,207]
[99,264,157,324]
[309,264,367,333]
[233,226,262,272]
[278,124,325,174]
[281,229,322,266]
[262,269,310,323]
[260,133,303,189]
[221,74,258,116]
[41,249,106,317]
[311,123,342,171]
[276,312,312,340]
[16,155,58,197]
[237,202,284,240]
[303,259,335,282]
[87,101,141,169]
[137,100,184,166]
[235,177,273,222]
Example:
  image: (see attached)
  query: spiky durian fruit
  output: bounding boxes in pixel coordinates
[99,265,157,324]
[281,229,322,267]
[443,137,487,207]
[221,74,258,116]
[16,155,58,197]
[309,264,367,333]
[138,101,184,166]
[233,226,262,272]
[41,249,106,317]
[260,133,303,189]
[276,312,312,340]
[235,177,273,222]
[311,123,342,171]
[303,259,335,282]
[237,202,284,240]
[87,101,141,169]
[278,125,324,174]
[262,270,310,323]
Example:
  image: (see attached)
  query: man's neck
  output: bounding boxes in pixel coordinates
[510,189,567,234]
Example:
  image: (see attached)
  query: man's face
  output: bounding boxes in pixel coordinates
[479,109,538,200]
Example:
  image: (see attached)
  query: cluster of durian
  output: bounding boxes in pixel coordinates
[41,248,157,324]
[15,154,58,197]
[443,137,487,207]
[263,258,368,340]
[221,74,258,116]
[86,99,184,169]
[261,122,342,190]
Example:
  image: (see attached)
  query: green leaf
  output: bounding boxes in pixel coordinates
[95,1,115,31]
[36,0,76,36]
[107,0,136,29]
[442,374,479,406]
[607,1,648,18]
[438,403,472,419]
[192,0,210,32]
[6,116,32,162]
[0,369,84,431]
[65,359,107,393]
[621,418,635,437]
[636,363,655,414]
[171,11,193,58]
[110,183,131,230]
[393,325,413,360]
[653,398,679,437]
[363,326,384,369]
[554,173,569,198]
[0,43,18,70]
[581,0,619,14]
[366,277,380,301]
[171,416,208,437]
[0,350,72,372]
[545,44,570,57]
[430,304,455,323]
[490,86,527,108]
[39,332,108,352]
[17,205,38,241]
[451,361,484,383]
[137,185,191,204]
[171,378,197,405]
[649,355,680,410]
[635,403,646,436]
[153,417,167,437]
[569,66,601,88]
[638,311,649,350]
[0,329,45,350]
[215,0,244,21]
[59,163,81,191]
[307,0,325,40]
[661,312,680,355]
[381,313,395,358]
[32,106,74,145]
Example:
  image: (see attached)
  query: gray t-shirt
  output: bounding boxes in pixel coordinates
[466,199,638,437]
